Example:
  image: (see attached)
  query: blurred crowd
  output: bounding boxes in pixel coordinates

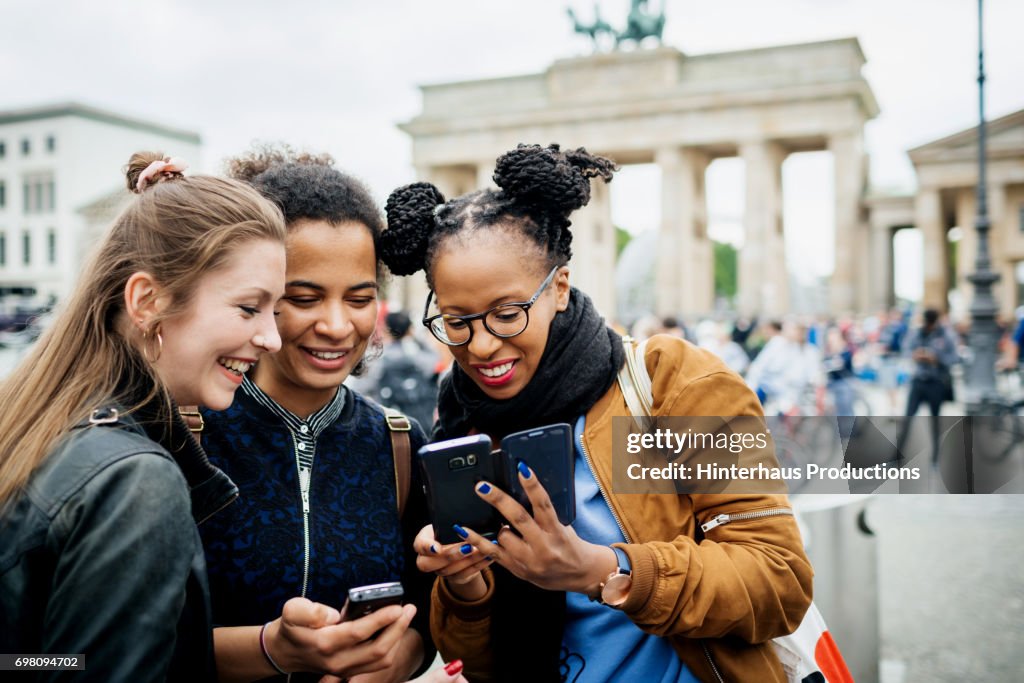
[357,302,1024,426]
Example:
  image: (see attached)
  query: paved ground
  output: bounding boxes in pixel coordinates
[871,495,1024,682]
[821,381,1024,682]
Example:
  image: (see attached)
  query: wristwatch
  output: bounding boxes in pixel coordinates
[591,546,632,607]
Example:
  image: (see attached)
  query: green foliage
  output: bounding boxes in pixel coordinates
[714,241,737,298]
[616,226,632,257]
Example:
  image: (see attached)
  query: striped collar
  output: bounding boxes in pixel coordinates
[240,375,347,439]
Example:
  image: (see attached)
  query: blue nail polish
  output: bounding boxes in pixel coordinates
[477,482,492,494]
[517,460,532,479]
[429,544,437,554]
[460,544,473,555]
[453,524,469,539]
[491,539,499,544]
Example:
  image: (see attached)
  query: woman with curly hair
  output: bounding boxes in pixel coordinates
[197,146,446,682]
[381,144,814,683]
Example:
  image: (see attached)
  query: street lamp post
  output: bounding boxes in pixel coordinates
[965,0,999,414]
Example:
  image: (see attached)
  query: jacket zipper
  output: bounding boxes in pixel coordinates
[293,433,314,599]
[290,437,314,683]
[702,641,725,683]
[578,432,630,543]
[584,430,729,681]
[700,508,794,533]
[697,510,793,681]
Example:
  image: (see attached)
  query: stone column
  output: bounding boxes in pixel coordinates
[830,133,868,314]
[915,187,947,311]
[568,179,616,318]
[867,223,895,311]
[428,165,476,200]
[476,162,494,191]
[655,147,712,318]
[739,141,788,316]
[954,190,977,318]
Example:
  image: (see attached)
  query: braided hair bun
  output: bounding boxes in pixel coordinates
[493,143,617,216]
[381,182,446,276]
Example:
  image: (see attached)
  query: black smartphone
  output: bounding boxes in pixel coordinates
[343,581,404,621]
[500,423,576,525]
[418,434,503,544]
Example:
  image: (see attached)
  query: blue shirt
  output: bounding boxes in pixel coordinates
[560,417,699,683]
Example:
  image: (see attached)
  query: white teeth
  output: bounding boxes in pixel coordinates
[310,350,345,360]
[218,358,252,375]
[479,362,513,378]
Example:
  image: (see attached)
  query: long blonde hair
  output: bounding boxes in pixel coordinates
[0,152,286,509]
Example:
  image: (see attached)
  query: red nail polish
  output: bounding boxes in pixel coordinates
[444,659,463,676]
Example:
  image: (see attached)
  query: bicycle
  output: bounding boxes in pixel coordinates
[975,394,1024,462]
[762,387,846,493]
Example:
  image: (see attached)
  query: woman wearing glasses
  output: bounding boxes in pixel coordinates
[381,144,813,683]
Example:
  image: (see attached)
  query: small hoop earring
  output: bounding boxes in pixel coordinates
[142,326,163,363]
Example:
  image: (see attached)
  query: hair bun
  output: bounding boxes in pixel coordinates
[493,143,617,216]
[125,151,167,193]
[381,182,445,276]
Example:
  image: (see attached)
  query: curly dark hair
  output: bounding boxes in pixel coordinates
[380,144,617,286]
[225,142,386,373]
[225,143,384,265]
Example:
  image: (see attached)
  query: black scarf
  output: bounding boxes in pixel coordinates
[434,287,624,683]
[435,287,624,442]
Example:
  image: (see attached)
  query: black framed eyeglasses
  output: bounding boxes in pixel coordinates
[422,266,560,347]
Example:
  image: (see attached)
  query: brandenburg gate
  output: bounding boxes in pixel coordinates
[399,38,879,318]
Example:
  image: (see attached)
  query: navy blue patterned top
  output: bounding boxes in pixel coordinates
[199,377,433,678]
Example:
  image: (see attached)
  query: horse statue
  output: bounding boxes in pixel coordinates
[567,3,615,49]
[615,0,666,47]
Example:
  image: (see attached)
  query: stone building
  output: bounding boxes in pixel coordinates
[0,102,200,306]
[870,108,1024,319]
[398,38,878,319]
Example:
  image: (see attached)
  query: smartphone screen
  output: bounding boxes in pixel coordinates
[500,423,576,525]
[418,434,502,544]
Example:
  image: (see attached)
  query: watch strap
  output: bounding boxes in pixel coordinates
[612,545,631,574]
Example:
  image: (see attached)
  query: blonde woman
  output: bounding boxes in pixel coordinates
[0,153,287,681]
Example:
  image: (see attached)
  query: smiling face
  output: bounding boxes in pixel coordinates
[251,219,379,417]
[154,238,286,411]
[430,229,570,400]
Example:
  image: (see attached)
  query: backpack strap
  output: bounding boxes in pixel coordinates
[178,405,204,445]
[384,408,412,518]
[617,336,654,431]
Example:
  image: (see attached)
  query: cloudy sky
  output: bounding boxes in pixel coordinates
[4,0,1023,297]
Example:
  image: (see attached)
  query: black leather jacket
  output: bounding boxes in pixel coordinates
[0,398,237,682]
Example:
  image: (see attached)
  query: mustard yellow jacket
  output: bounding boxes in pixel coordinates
[431,335,814,682]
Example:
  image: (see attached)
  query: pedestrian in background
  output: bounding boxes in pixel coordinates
[894,308,960,465]
[373,311,440,431]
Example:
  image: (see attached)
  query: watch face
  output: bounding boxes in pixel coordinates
[601,572,632,607]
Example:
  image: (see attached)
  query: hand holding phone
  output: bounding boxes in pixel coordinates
[342,582,404,622]
[500,423,575,525]
[418,435,503,544]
